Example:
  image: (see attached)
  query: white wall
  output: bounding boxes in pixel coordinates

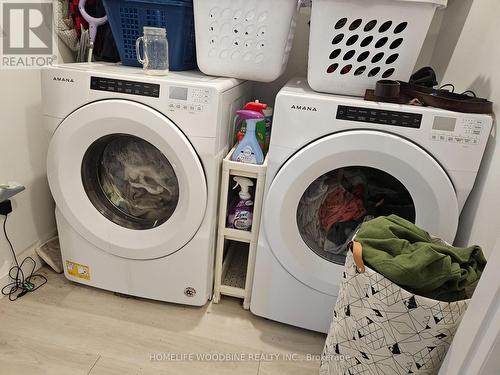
[439,238,500,375]
[0,39,73,286]
[252,7,311,106]
[421,0,473,81]
[427,0,500,256]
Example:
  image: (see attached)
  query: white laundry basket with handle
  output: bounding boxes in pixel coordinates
[193,0,303,82]
[308,0,447,97]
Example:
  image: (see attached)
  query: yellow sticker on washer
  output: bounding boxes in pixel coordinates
[66,261,91,280]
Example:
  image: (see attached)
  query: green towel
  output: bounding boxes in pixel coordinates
[355,215,486,302]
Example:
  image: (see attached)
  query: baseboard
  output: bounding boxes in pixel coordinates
[0,229,57,299]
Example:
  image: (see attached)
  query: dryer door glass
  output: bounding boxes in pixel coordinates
[82,134,180,230]
[263,130,459,296]
[297,166,415,265]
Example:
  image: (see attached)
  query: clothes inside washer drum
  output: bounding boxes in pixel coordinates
[100,137,179,222]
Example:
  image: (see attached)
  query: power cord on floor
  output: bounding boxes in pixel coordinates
[1,213,47,301]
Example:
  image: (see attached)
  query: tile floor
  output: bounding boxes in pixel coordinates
[0,268,326,374]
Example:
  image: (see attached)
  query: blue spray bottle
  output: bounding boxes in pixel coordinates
[231,110,265,164]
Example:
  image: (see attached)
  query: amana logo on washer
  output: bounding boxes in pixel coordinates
[52,77,75,83]
[291,105,317,112]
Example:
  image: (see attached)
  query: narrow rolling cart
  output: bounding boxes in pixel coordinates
[212,147,267,309]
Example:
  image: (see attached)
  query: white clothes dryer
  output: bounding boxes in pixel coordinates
[42,63,251,306]
[251,79,492,332]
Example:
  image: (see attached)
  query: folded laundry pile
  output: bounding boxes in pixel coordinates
[354,215,487,302]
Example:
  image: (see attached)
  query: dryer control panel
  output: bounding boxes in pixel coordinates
[431,116,486,145]
[336,106,422,129]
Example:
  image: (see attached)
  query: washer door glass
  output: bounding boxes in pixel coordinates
[82,134,180,230]
[47,99,208,260]
[297,166,415,265]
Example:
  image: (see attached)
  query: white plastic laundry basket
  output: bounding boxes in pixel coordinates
[308,0,447,97]
[193,0,303,82]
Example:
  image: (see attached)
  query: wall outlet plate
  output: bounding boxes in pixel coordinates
[0,182,25,203]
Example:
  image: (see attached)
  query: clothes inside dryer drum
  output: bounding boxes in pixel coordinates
[99,136,179,223]
[319,186,367,232]
[296,167,415,264]
[296,175,332,250]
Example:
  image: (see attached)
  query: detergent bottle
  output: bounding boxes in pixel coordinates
[244,101,273,153]
[233,100,269,150]
[227,177,254,231]
[231,110,265,164]
[261,105,274,153]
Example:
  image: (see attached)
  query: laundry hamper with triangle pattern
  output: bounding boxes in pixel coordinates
[320,250,469,375]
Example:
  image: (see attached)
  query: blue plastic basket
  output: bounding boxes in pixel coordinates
[102,0,197,70]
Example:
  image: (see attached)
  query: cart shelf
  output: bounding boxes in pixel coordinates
[212,147,267,309]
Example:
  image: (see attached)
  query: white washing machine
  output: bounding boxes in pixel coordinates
[42,63,251,306]
[251,79,493,332]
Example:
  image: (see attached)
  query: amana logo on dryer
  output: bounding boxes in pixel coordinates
[291,105,318,112]
[52,77,75,83]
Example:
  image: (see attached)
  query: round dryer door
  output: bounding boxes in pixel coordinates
[264,130,459,296]
[47,99,207,260]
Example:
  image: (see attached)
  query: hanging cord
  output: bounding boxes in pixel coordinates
[461,90,477,98]
[439,83,455,93]
[438,84,478,98]
[1,215,47,301]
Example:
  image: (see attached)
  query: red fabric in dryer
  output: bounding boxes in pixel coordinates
[319,186,367,232]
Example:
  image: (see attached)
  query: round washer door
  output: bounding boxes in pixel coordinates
[47,100,207,260]
[264,130,459,295]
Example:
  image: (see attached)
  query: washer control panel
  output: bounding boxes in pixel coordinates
[90,76,160,97]
[167,86,211,113]
[90,77,211,113]
[431,116,485,145]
